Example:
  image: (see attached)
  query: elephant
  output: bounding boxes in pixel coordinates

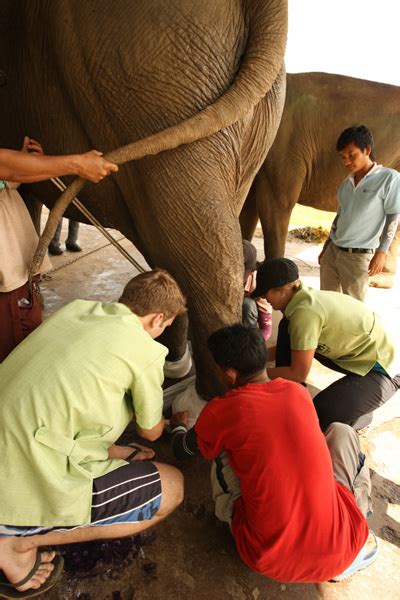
[0,0,287,394]
[240,72,400,284]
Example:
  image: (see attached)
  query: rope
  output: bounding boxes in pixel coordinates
[43,236,126,275]
[50,177,146,273]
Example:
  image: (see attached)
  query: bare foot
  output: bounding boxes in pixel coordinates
[108,442,155,461]
[126,443,155,461]
[0,538,55,592]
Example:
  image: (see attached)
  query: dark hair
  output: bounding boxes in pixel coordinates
[336,125,375,161]
[207,324,267,376]
[119,268,186,320]
[242,239,257,273]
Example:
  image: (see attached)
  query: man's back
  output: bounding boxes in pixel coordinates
[0,299,167,526]
[196,378,368,583]
[285,284,396,376]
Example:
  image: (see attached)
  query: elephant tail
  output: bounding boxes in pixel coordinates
[31,0,287,275]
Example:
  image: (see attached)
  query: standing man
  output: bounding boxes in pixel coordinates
[0,269,185,597]
[0,136,118,361]
[319,125,400,301]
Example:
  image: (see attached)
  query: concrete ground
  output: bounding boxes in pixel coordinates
[38,216,399,600]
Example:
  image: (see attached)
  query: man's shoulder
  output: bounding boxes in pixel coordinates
[369,165,399,183]
[375,165,398,175]
[54,299,134,319]
[197,390,233,422]
[285,285,314,312]
[47,300,153,343]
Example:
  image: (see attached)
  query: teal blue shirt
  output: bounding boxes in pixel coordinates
[331,165,400,249]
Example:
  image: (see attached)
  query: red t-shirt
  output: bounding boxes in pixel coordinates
[195,378,368,583]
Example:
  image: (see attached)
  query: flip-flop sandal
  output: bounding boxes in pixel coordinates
[125,442,155,461]
[0,553,64,599]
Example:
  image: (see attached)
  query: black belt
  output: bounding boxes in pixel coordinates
[334,245,374,254]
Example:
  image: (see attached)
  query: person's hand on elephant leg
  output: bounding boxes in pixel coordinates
[368,251,386,276]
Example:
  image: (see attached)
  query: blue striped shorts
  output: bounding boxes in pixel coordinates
[0,461,162,537]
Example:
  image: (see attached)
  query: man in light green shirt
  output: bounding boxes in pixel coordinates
[0,269,186,597]
[252,258,400,432]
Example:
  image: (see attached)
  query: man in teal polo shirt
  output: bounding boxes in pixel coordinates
[319,125,400,301]
[0,269,185,597]
[252,258,400,431]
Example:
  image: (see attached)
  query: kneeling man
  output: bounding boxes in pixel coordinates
[0,269,185,596]
[172,325,377,583]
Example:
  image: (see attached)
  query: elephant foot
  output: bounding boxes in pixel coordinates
[369,273,395,289]
[48,242,63,256]
[164,344,192,379]
[66,240,82,252]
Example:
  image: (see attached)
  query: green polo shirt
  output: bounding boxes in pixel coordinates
[0,300,167,527]
[284,284,396,377]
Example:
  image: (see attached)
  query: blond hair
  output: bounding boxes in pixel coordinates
[119,269,186,320]
[274,278,301,294]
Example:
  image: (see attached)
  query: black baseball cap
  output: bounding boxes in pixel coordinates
[251,258,299,298]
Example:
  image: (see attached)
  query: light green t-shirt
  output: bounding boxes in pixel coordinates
[0,300,168,526]
[284,284,396,377]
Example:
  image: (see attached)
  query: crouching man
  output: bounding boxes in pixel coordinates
[0,269,185,597]
[172,325,377,583]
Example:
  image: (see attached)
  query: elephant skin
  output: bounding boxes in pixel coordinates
[241,72,400,286]
[0,0,287,394]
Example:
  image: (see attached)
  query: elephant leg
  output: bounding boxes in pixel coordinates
[132,151,244,397]
[51,220,63,245]
[255,167,305,259]
[48,220,64,255]
[66,220,82,252]
[158,313,193,379]
[255,170,290,259]
[239,182,259,241]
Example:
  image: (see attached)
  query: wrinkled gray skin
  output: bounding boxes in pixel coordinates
[0,0,287,395]
[241,72,400,275]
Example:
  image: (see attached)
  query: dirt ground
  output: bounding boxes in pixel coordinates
[36,217,400,600]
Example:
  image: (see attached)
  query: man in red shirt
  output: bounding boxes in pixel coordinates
[176,324,377,583]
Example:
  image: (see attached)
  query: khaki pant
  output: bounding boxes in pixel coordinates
[320,243,372,301]
[211,422,372,525]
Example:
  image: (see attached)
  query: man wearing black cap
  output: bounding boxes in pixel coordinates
[252,258,400,431]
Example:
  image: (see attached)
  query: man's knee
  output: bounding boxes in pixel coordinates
[155,463,184,514]
[325,422,359,451]
[325,421,354,439]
